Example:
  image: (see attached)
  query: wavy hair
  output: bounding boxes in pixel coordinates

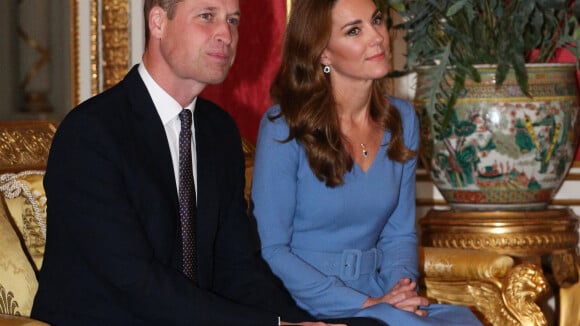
[270,0,415,187]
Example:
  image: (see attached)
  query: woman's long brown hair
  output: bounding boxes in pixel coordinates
[270,0,415,187]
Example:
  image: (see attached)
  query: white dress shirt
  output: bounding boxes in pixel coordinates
[138,63,198,195]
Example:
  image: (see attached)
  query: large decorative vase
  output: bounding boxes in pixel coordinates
[415,63,580,211]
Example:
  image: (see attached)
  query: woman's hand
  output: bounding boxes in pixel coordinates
[361,278,429,316]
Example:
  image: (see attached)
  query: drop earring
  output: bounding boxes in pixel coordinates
[323,65,331,74]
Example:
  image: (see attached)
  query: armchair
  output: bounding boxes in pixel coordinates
[0,121,54,326]
[0,121,561,326]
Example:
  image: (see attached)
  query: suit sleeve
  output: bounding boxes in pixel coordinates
[203,113,314,323]
[42,110,280,326]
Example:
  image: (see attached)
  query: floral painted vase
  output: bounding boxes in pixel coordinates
[415,63,580,211]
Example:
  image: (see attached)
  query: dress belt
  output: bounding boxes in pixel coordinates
[292,248,382,281]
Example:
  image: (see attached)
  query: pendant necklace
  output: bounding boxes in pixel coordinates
[360,143,368,158]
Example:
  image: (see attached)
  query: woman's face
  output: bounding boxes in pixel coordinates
[321,0,390,85]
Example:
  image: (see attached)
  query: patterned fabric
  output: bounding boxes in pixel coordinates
[178,108,197,281]
[0,172,46,272]
[0,198,38,317]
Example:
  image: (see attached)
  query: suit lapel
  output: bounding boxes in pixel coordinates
[123,66,181,266]
[125,66,178,206]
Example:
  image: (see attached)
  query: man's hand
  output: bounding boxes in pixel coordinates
[361,278,429,317]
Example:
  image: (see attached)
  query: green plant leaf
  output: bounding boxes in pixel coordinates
[383,0,580,119]
[446,0,468,17]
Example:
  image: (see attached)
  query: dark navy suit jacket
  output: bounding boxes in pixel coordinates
[31,65,311,325]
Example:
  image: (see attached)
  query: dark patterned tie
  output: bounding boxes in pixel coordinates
[178,109,197,281]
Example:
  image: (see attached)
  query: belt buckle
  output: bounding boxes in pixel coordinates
[370,248,379,271]
[340,249,362,280]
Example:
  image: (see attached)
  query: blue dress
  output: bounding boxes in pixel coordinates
[251,98,482,325]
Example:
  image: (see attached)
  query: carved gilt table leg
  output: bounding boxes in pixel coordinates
[422,252,548,326]
[420,208,580,326]
[558,257,580,326]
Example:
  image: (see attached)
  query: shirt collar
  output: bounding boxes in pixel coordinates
[138,63,197,124]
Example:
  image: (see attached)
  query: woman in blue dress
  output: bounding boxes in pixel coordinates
[251,0,482,325]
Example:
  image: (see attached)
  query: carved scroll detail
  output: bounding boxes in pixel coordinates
[424,263,548,326]
[0,127,55,170]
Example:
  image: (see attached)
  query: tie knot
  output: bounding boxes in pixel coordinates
[179,109,192,129]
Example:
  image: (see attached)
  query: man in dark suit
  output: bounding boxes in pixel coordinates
[31,0,385,325]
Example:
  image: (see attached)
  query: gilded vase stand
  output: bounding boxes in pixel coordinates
[419,207,580,326]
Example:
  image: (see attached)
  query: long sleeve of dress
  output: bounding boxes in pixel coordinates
[376,98,420,292]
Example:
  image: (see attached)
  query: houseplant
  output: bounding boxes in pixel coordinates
[383,0,580,210]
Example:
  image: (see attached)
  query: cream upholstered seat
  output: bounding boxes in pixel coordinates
[0,121,565,326]
[0,120,54,326]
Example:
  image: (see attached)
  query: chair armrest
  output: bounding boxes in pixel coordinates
[419,247,514,279]
[419,246,549,325]
[0,315,49,326]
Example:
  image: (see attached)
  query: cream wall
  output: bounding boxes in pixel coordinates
[0,2,70,120]
[76,0,145,104]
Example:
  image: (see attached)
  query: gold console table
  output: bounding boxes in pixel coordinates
[419,207,580,326]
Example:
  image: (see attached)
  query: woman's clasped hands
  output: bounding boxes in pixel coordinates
[362,278,429,317]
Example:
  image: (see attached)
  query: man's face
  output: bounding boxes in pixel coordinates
[159,0,240,86]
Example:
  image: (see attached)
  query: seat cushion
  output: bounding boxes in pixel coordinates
[0,172,46,271]
[0,198,39,317]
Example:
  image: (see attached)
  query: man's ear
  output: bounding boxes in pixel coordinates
[149,6,166,39]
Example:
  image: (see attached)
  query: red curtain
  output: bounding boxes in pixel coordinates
[201,2,287,143]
